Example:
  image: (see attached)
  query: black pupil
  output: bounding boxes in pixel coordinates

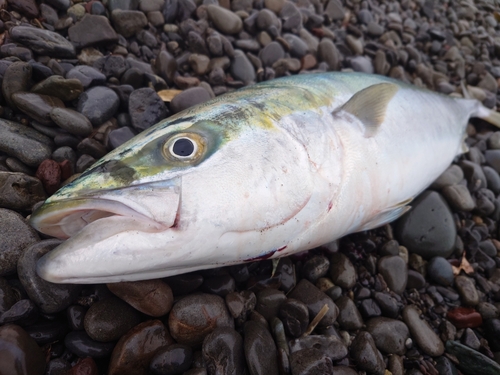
[173,138,194,157]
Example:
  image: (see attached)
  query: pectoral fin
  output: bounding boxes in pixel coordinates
[336,83,399,137]
[358,198,412,232]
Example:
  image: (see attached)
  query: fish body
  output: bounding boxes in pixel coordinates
[30,72,500,283]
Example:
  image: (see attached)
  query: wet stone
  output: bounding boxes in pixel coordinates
[359,298,382,319]
[366,317,409,355]
[67,357,98,375]
[84,296,142,342]
[460,160,487,190]
[207,5,243,34]
[442,184,475,211]
[0,172,46,210]
[77,86,120,126]
[65,331,116,358]
[67,305,87,331]
[0,208,39,276]
[94,55,129,79]
[170,87,212,114]
[24,320,68,345]
[290,335,348,361]
[256,288,286,321]
[10,26,75,58]
[455,275,479,306]
[336,296,363,330]
[2,61,32,109]
[201,274,236,297]
[50,107,93,137]
[279,298,309,338]
[402,305,444,356]
[202,327,245,375]
[290,348,334,375]
[395,191,456,259]
[168,293,234,346]
[244,321,279,375]
[0,324,45,375]
[66,65,107,88]
[377,256,407,294]
[329,252,357,289]
[427,257,454,286]
[165,273,203,296]
[77,138,107,159]
[302,255,330,283]
[109,320,174,375]
[318,38,341,71]
[150,344,193,375]
[31,76,83,102]
[68,15,118,48]
[350,331,385,375]
[446,340,500,375]
[288,279,338,327]
[35,159,61,195]
[107,279,173,317]
[17,239,82,314]
[230,50,256,84]
[0,299,37,325]
[8,0,39,18]
[12,92,65,126]
[129,88,168,131]
[111,9,148,38]
[76,154,96,173]
[259,41,285,67]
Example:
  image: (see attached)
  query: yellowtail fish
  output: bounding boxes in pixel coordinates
[30,72,500,283]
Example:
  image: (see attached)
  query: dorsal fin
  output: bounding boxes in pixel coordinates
[337,82,399,137]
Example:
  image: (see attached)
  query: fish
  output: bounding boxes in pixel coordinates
[29,72,500,284]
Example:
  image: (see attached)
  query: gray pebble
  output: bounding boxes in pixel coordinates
[289,335,347,361]
[427,257,454,286]
[202,327,245,375]
[68,14,118,48]
[111,9,148,38]
[170,87,212,114]
[350,331,385,375]
[366,317,409,355]
[446,340,500,375]
[483,166,500,194]
[441,184,475,211]
[302,255,330,283]
[256,288,286,322]
[335,296,363,330]
[431,164,464,189]
[12,92,64,126]
[77,86,120,126]
[290,348,333,375]
[10,26,76,58]
[329,252,357,289]
[207,5,243,34]
[128,88,168,131]
[259,41,285,67]
[2,61,33,109]
[244,321,279,375]
[66,65,107,88]
[377,256,407,294]
[350,56,374,74]
[50,107,93,136]
[231,50,256,84]
[485,150,500,174]
[109,127,136,149]
[31,75,83,102]
[402,305,444,356]
[455,275,479,306]
[0,172,46,211]
[318,38,341,71]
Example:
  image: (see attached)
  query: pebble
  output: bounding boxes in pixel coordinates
[0,172,46,210]
[50,107,93,137]
[2,61,32,109]
[256,288,286,321]
[150,344,193,375]
[65,331,116,358]
[68,14,118,48]
[290,348,334,375]
[12,92,65,126]
[207,5,243,34]
[259,41,285,67]
[170,86,212,114]
[77,86,120,126]
[109,320,174,375]
[168,293,234,346]
[302,255,330,282]
[329,252,357,289]
[107,279,173,317]
[427,257,454,286]
[441,184,475,211]
[67,65,107,88]
[31,75,83,102]
[0,208,39,276]
[244,321,279,375]
[402,305,444,356]
[335,296,363,330]
[395,191,456,259]
[202,327,245,375]
[17,239,82,314]
[9,0,39,18]
[365,317,410,355]
[67,357,98,375]
[350,331,386,375]
[111,9,148,38]
[446,340,500,375]
[10,26,76,58]
[230,50,256,84]
[377,256,407,294]
[278,298,309,337]
[455,275,480,306]
[290,335,348,361]
[128,88,168,131]
[35,159,61,195]
[0,324,45,375]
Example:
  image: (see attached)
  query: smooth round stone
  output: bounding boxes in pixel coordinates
[50,107,93,137]
[107,279,173,317]
[402,305,444,356]
[66,65,107,88]
[230,49,256,84]
[17,239,82,314]
[0,172,46,210]
[460,160,487,189]
[365,317,409,355]
[189,54,210,75]
[202,327,245,375]
[154,50,177,84]
[359,298,381,319]
[109,320,175,375]
[279,298,309,338]
[2,61,32,109]
[0,324,45,375]
[65,331,116,358]
[46,358,72,375]
[10,25,76,58]
[207,5,242,34]
[150,344,192,375]
[256,288,286,321]
[168,293,234,346]
[31,76,83,101]
[76,138,107,159]
[329,252,357,289]
[12,92,64,126]
[318,38,341,71]
[283,33,308,58]
[259,41,285,67]
[302,255,330,283]
[290,348,333,375]
[0,299,37,325]
[373,292,401,318]
[84,296,142,342]
[395,191,456,259]
[350,56,374,74]
[8,0,39,17]
[350,331,385,375]
[66,357,98,375]
[335,296,363,330]
[288,279,338,327]
[94,55,129,79]
[67,305,87,331]
[24,320,68,345]
[441,184,475,211]
[111,9,147,38]
[406,270,426,290]
[77,86,120,126]
[279,1,301,31]
[170,87,211,114]
[427,257,454,286]
[0,208,39,276]
[201,274,236,297]
[244,321,279,375]
[446,340,500,375]
[289,335,348,361]
[164,274,203,296]
[477,302,499,320]
[128,88,168,131]
[377,256,407,294]
[455,275,479,306]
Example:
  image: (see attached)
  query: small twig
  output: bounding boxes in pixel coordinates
[301,304,329,337]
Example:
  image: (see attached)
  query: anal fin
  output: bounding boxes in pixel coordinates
[358,198,412,232]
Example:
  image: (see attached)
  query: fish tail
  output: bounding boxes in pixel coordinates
[472,103,500,129]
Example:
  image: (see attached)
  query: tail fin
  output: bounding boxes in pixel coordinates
[473,104,500,129]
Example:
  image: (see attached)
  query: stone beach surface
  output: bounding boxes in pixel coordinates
[1,0,500,374]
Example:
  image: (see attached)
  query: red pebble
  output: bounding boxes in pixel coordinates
[67,357,98,375]
[58,159,73,182]
[36,159,61,195]
[447,307,483,329]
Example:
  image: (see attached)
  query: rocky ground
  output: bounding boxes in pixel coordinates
[1,0,500,374]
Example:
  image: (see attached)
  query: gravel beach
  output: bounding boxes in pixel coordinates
[1,0,500,374]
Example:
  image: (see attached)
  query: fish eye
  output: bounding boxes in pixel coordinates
[170,137,196,158]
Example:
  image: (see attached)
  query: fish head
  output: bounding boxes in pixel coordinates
[30,108,315,283]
